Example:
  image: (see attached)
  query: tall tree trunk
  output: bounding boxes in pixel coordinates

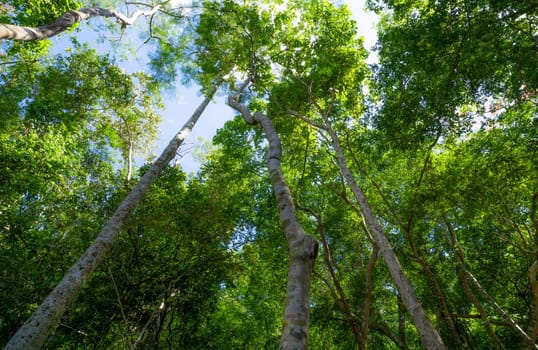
[5,89,216,350]
[228,95,318,350]
[346,137,470,348]
[0,6,160,40]
[321,119,446,350]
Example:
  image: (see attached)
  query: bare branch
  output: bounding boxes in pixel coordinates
[228,76,255,124]
[0,6,161,41]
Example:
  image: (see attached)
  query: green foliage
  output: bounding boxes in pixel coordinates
[44,166,242,348]
[0,126,118,344]
[0,44,163,346]
[197,121,289,349]
[5,0,82,26]
[1,45,162,172]
[370,0,538,147]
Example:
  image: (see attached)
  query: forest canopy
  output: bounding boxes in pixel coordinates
[0,0,537,349]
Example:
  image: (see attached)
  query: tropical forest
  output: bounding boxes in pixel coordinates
[0,0,537,349]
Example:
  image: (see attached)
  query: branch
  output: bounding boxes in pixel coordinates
[287,108,328,131]
[362,244,378,347]
[296,204,364,345]
[441,211,505,349]
[228,95,254,124]
[0,59,38,65]
[227,76,254,124]
[450,314,513,326]
[108,266,133,348]
[466,268,537,348]
[0,6,161,40]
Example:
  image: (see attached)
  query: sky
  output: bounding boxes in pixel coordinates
[51,0,379,174]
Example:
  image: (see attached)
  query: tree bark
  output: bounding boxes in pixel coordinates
[228,95,318,350]
[361,244,378,350]
[0,6,160,40]
[528,193,538,347]
[346,138,469,348]
[321,119,446,350]
[4,89,216,350]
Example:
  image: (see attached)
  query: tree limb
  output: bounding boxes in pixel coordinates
[0,6,161,41]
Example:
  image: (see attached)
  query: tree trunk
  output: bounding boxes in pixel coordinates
[228,95,318,350]
[4,89,216,350]
[0,6,160,40]
[529,260,538,347]
[322,120,446,350]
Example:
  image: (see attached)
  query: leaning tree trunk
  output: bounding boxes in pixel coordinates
[321,118,446,350]
[5,89,216,350]
[229,94,318,350]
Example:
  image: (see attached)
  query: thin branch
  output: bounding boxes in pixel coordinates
[466,268,537,349]
[0,59,38,65]
[297,204,364,347]
[441,211,505,349]
[287,108,328,131]
[108,266,133,349]
[58,323,89,337]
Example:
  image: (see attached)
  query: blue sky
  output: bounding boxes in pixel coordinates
[50,0,378,173]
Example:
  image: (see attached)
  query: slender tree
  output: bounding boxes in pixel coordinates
[5,88,216,350]
[229,81,318,350]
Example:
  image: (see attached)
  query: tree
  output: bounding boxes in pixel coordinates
[0,47,162,343]
[0,6,160,40]
[41,165,241,349]
[4,87,215,349]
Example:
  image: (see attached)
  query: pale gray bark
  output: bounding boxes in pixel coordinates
[321,119,446,350]
[0,6,160,40]
[466,268,537,348]
[4,89,215,350]
[228,94,318,350]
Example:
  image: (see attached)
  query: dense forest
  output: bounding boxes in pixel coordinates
[0,0,537,349]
